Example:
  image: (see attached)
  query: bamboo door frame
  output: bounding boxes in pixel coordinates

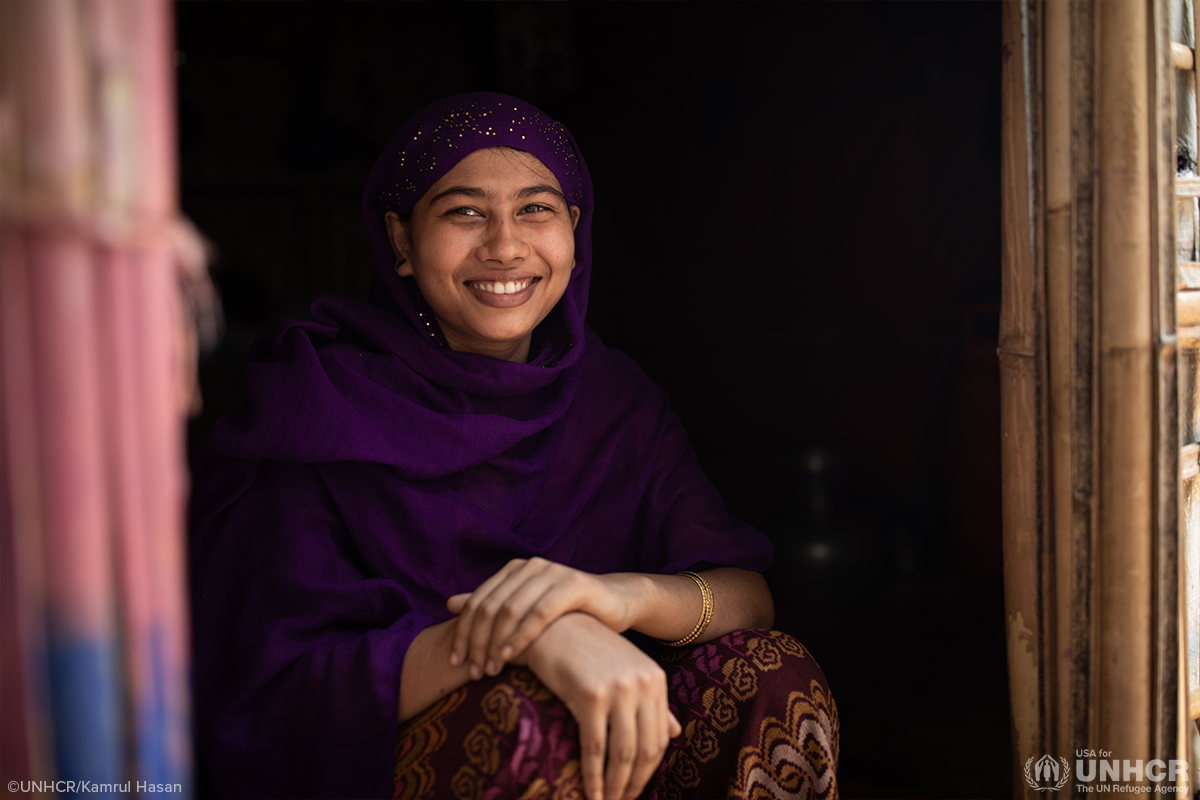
[1000,1,1184,797]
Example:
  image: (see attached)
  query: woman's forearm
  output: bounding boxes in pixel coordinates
[615,567,774,645]
[398,618,474,722]
[430,563,775,695]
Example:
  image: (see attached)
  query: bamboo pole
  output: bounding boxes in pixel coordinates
[1180,290,1200,325]
[1066,2,1102,768]
[1005,1,1183,790]
[1149,0,1181,767]
[1001,4,1051,793]
[1096,0,1154,766]
[1184,0,1200,786]
[1045,0,1073,765]
[1179,262,1200,287]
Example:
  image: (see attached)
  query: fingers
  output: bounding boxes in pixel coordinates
[525,615,672,800]
[450,558,593,677]
[448,559,526,672]
[580,676,672,800]
[624,670,671,800]
[466,561,563,675]
[445,593,469,614]
[604,683,638,800]
[464,577,526,677]
[579,698,608,800]
[624,701,660,800]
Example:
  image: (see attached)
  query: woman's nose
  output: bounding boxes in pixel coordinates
[475,218,530,264]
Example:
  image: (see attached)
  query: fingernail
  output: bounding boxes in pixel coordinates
[449,652,460,666]
[499,645,512,659]
[485,660,497,675]
[469,664,482,680]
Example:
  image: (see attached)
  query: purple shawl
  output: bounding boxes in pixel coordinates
[189,93,772,799]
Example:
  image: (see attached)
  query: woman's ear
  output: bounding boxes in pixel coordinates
[384,211,414,276]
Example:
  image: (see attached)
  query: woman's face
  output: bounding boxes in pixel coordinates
[385,147,581,363]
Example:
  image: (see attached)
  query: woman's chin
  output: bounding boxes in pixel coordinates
[444,324,535,358]
[467,314,545,348]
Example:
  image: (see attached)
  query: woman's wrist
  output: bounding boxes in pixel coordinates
[620,568,775,645]
[602,571,708,643]
[594,571,656,632]
[517,611,590,674]
[654,571,714,647]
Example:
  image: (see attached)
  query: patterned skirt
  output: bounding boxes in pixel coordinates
[393,629,839,800]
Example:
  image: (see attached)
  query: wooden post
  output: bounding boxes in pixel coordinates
[1096,0,1154,763]
[1148,0,1182,771]
[1002,0,1181,792]
[1001,4,1051,794]
[1045,0,1073,765]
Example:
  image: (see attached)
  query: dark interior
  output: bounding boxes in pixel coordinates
[177,3,1007,797]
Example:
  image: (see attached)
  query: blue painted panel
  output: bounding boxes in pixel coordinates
[47,637,122,800]
[133,625,191,798]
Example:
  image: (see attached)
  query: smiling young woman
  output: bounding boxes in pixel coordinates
[383,148,581,363]
[189,93,839,800]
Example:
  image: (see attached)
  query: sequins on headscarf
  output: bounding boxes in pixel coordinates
[377,96,584,216]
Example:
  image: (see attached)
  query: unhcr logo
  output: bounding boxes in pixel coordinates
[1024,751,1189,793]
[1025,755,1072,792]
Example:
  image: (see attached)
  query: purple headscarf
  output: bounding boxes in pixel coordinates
[190,93,771,799]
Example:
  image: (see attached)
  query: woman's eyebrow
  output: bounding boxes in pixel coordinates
[515,184,567,203]
[427,184,567,206]
[427,186,486,205]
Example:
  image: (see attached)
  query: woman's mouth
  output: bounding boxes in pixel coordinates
[465,276,541,307]
[467,278,536,295]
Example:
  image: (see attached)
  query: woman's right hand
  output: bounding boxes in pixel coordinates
[519,612,682,800]
[445,558,644,678]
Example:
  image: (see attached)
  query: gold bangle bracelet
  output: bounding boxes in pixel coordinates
[657,571,714,647]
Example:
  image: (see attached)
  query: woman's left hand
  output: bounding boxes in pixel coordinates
[446,558,643,678]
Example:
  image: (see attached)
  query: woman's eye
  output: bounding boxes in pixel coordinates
[449,207,483,217]
[520,203,553,214]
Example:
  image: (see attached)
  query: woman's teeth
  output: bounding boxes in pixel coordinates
[471,279,533,295]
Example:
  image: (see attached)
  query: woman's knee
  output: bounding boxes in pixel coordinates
[654,630,839,798]
[394,667,582,800]
[664,629,838,754]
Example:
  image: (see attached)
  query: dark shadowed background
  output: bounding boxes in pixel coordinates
[177,3,1006,797]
